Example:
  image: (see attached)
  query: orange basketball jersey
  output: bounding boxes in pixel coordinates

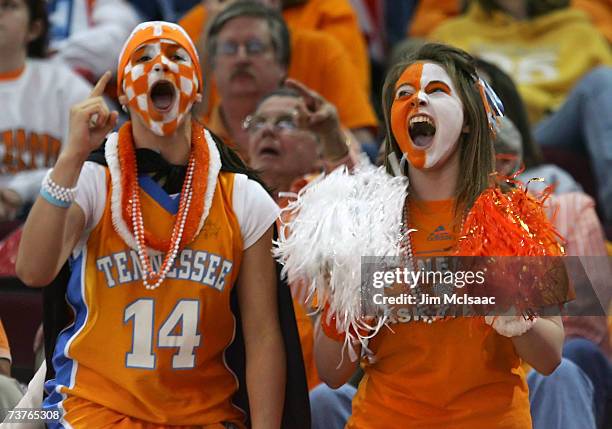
[44,157,253,426]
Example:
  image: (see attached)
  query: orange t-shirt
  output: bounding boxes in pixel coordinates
[0,319,11,363]
[347,200,532,429]
[178,8,378,131]
[282,0,370,91]
[573,0,612,42]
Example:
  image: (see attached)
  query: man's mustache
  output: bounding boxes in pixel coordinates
[230,66,256,80]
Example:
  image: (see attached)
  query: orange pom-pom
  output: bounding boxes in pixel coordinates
[456,185,570,316]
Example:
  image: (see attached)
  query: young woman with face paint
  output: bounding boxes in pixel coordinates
[312,44,566,429]
[15,21,286,429]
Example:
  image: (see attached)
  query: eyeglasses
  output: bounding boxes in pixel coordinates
[217,39,271,57]
[0,0,21,12]
[243,113,300,134]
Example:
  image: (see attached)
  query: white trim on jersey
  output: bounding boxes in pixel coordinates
[74,137,279,255]
[105,129,222,253]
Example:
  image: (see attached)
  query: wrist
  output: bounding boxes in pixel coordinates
[321,130,350,162]
[57,150,88,170]
[320,304,346,342]
[52,154,87,188]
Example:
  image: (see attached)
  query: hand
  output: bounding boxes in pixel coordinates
[485,307,537,338]
[64,71,118,163]
[0,188,23,221]
[285,78,343,140]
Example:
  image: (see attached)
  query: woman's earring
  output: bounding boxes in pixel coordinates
[399,152,408,175]
[387,152,409,177]
[121,105,128,113]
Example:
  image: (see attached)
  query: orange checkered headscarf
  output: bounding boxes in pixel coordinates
[117,21,203,136]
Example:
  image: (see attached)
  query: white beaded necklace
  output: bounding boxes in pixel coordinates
[132,156,196,290]
[400,196,465,323]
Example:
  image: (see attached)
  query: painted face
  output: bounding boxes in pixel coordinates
[390,62,464,170]
[122,39,199,136]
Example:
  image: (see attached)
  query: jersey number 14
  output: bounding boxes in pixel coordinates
[124,299,202,369]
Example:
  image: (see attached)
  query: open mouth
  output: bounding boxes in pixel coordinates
[409,114,436,148]
[258,146,281,158]
[150,80,176,112]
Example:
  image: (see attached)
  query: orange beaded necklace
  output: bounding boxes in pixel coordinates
[109,120,218,289]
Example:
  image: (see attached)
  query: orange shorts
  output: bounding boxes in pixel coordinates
[60,396,245,429]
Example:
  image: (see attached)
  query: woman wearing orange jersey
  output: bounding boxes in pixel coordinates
[15,21,290,429]
[311,43,565,428]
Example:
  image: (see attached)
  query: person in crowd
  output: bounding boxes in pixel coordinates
[180,0,370,91]
[181,1,378,157]
[405,0,611,43]
[46,0,140,82]
[16,21,287,428]
[245,79,356,392]
[493,117,612,429]
[278,42,567,429]
[473,58,582,196]
[0,0,91,221]
[431,0,612,222]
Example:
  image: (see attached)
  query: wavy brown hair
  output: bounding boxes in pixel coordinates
[382,43,495,215]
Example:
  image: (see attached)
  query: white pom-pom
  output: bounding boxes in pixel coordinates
[274,161,408,351]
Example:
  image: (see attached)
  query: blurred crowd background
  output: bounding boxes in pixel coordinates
[0,0,610,427]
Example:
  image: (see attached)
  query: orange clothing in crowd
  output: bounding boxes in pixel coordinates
[408,0,612,42]
[573,0,612,42]
[408,0,460,37]
[0,319,11,363]
[282,0,370,91]
[178,8,378,132]
[347,200,532,429]
[291,296,320,391]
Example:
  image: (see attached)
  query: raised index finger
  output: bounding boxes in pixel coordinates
[284,78,321,111]
[90,71,112,98]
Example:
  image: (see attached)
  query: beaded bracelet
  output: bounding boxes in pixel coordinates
[41,170,78,205]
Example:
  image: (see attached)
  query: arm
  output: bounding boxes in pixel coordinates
[313,315,360,389]
[16,72,118,287]
[512,315,564,375]
[237,226,285,429]
[0,358,10,377]
[16,184,85,287]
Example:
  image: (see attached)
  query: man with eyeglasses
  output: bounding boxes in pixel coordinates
[181,1,378,161]
[246,80,353,197]
[243,79,356,395]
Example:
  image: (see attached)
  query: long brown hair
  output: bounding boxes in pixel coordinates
[382,43,495,215]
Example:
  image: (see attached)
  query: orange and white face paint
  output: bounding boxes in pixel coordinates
[390,62,464,170]
[118,22,202,136]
